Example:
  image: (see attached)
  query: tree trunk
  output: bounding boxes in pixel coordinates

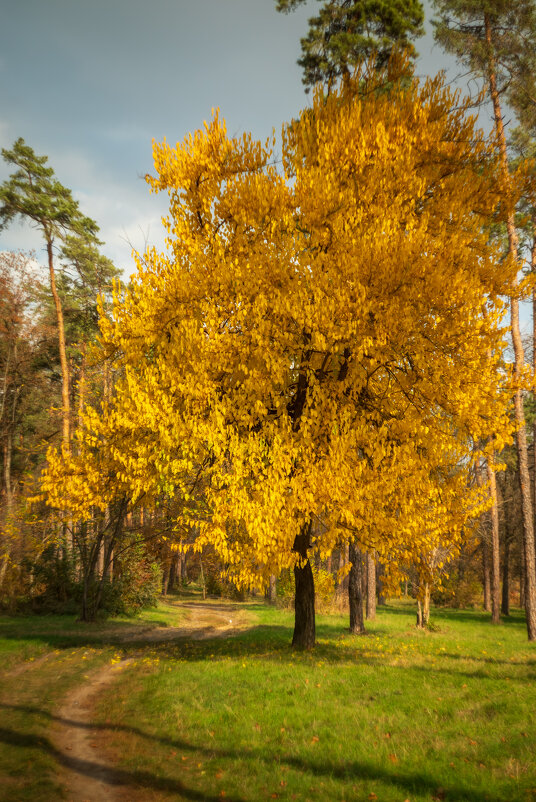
[485,14,536,641]
[482,538,491,612]
[486,459,501,624]
[416,584,431,628]
[366,551,376,620]
[46,238,70,452]
[377,561,386,605]
[265,575,277,605]
[502,535,510,616]
[292,522,315,649]
[3,431,13,512]
[167,553,178,594]
[348,542,365,634]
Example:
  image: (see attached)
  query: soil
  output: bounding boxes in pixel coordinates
[52,600,249,802]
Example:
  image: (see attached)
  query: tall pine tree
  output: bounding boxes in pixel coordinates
[433,0,536,640]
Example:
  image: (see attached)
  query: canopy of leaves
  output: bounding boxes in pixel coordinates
[43,58,516,589]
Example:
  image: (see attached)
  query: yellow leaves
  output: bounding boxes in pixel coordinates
[40,59,517,584]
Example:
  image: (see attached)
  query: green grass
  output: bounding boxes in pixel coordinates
[1,598,535,801]
[0,597,187,800]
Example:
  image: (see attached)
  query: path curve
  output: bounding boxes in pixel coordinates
[54,601,249,802]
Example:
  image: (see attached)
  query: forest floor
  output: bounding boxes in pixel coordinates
[0,595,535,802]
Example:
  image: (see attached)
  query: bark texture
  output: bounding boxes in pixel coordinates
[292,522,315,649]
[348,542,365,634]
[366,551,376,620]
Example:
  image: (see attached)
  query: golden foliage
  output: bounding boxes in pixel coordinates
[43,58,516,587]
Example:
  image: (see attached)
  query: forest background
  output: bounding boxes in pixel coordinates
[1,0,536,647]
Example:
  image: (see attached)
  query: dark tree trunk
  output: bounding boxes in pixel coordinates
[348,542,365,634]
[167,554,178,594]
[366,552,376,620]
[292,522,315,649]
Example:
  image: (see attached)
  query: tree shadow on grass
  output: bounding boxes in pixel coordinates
[0,724,244,802]
[0,705,515,802]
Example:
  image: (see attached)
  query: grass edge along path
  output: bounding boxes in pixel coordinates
[0,598,535,801]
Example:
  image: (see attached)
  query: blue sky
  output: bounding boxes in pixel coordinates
[0,1,485,277]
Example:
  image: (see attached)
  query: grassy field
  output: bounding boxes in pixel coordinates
[0,596,535,801]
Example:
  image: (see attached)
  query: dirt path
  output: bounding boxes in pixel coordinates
[53,601,249,802]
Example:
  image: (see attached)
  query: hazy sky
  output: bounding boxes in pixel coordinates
[0,1,466,276]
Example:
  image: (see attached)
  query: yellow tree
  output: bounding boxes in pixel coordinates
[46,57,516,647]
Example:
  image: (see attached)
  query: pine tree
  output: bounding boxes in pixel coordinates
[0,139,98,453]
[432,0,536,640]
[276,0,424,88]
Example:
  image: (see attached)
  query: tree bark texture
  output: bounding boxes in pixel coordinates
[366,551,376,620]
[292,522,315,649]
[348,542,365,634]
[485,14,536,640]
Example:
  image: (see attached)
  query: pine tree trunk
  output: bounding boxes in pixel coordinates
[348,542,365,634]
[46,238,70,452]
[486,459,501,624]
[485,14,536,641]
[292,522,315,649]
[366,551,376,620]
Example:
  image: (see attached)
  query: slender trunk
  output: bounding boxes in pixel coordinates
[486,459,501,624]
[46,237,70,452]
[482,538,491,612]
[416,599,423,628]
[423,583,431,626]
[199,557,206,599]
[377,561,386,605]
[366,551,376,620]
[167,554,178,594]
[502,536,510,616]
[485,15,536,640]
[292,522,315,649]
[161,563,169,595]
[348,542,365,634]
[265,575,277,605]
[416,583,431,628]
[3,432,13,512]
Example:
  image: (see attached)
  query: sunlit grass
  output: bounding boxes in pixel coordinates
[96,601,536,802]
[0,598,535,801]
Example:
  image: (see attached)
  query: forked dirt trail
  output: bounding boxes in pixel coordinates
[53,600,249,802]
